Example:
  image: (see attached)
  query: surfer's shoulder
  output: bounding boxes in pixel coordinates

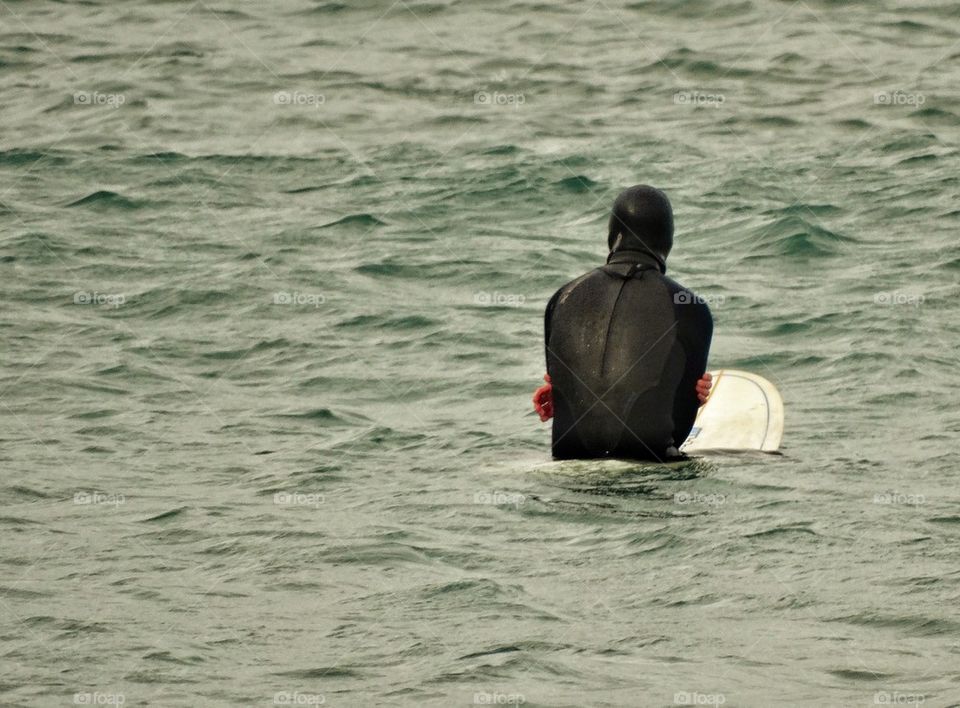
[552,268,605,307]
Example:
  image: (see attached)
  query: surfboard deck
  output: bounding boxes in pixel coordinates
[680,369,784,453]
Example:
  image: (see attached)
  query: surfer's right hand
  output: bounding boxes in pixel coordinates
[533,373,553,421]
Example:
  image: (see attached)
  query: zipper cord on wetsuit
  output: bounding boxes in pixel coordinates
[625,263,649,279]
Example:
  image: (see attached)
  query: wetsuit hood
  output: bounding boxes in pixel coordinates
[607,185,673,273]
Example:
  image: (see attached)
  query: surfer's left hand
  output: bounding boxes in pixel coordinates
[696,372,713,405]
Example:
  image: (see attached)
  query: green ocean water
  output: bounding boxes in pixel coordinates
[1,1,959,706]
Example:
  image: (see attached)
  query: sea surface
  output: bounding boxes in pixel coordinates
[1,0,959,706]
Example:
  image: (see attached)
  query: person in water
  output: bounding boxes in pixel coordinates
[532,185,714,461]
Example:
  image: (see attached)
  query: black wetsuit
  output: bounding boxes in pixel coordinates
[544,249,713,461]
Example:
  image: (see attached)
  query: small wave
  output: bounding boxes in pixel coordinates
[419,578,514,600]
[0,148,70,167]
[67,408,120,420]
[2,32,71,44]
[71,51,151,64]
[124,669,203,685]
[829,611,959,636]
[0,586,50,601]
[298,36,339,47]
[127,151,191,164]
[272,407,370,426]
[140,507,188,523]
[336,313,440,330]
[4,484,54,500]
[744,523,817,538]
[283,174,377,195]
[457,640,569,661]
[136,287,240,318]
[770,52,808,66]
[764,321,811,336]
[329,426,431,451]
[865,391,920,404]
[290,2,351,15]
[883,20,938,33]
[283,184,328,195]
[319,213,385,229]
[650,47,760,79]
[0,55,38,69]
[626,0,754,19]
[555,175,599,192]
[880,133,938,153]
[910,107,958,123]
[481,144,520,155]
[429,114,486,126]
[65,190,148,209]
[826,668,895,681]
[0,231,68,263]
[896,153,941,166]
[198,346,261,361]
[835,118,872,130]
[188,337,299,363]
[143,650,205,665]
[272,667,363,678]
[401,0,449,14]
[298,375,372,391]
[739,115,802,128]
[742,214,853,260]
[153,41,206,58]
[0,515,45,527]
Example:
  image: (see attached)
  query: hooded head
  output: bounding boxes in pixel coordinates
[607,185,674,272]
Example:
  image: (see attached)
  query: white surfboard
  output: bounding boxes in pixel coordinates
[680,369,784,453]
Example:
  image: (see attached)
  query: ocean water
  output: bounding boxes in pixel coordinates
[2,0,959,706]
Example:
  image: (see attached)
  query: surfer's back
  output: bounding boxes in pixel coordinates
[544,253,712,460]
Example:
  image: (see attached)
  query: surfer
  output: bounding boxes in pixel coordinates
[532,185,713,461]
